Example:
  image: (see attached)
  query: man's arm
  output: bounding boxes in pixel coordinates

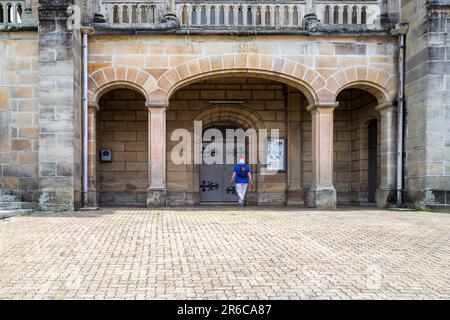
[230,172,236,184]
[248,172,253,186]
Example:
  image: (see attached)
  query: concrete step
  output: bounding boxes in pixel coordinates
[0,202,35,210]
[0,189,12,195]
[0,209,33,220]
[0,195,22,202]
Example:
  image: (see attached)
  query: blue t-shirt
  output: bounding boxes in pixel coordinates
[234,164,250,184]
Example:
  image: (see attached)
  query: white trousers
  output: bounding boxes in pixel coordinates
[235,183,248,204]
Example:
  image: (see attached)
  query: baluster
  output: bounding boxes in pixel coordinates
[206,5,211,25]
[261,6,266,26]
[215,6,220,25]
[186,5,192,26]
[270,6,274,27]
[197,6,201,25]
[224,5,228,25]
[357,6,361,24]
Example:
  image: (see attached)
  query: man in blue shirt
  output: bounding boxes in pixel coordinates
[230,156,253,206]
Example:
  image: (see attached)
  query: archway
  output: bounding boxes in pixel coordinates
[166,76,309,206]
[94,88,149,207]
[334,87,382,205]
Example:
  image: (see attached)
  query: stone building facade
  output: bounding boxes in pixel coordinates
[0,0,449,211]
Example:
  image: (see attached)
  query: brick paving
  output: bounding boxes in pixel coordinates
[0,207,449,300]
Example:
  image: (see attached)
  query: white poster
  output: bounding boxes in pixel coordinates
[266,139,285,171]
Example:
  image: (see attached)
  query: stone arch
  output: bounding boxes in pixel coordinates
[150,53,324,105]
[182,104,266,202]
[188,104,266,132]
[88,66,157,106]
[324,66,396,104]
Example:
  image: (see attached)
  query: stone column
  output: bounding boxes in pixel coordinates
[147,102,167,207]
[307,102,338,209]
[287,90,304,205]
[88,104,98,207]
[375,103,397,207]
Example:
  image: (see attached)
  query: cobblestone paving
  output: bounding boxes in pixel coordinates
[0,207,449,300]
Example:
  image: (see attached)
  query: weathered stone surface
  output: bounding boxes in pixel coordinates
[147,189,167,208]
[37,0,82,211]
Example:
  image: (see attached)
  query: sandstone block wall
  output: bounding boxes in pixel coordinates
[402,1,450,208]
[0,31,39,203]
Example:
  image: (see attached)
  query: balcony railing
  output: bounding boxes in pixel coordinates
[317,1,380,26]
[178,1,305,27]
[0,0,24,24]
[101,1,382,29]
[102,0,166,24]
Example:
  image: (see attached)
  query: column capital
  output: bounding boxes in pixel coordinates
[146,101,169,109]
[307,102,339,113]
[375,102,396,113]
[88,103,99,112]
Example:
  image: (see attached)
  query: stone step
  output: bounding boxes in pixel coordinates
[0,195,22,202]
[0,209,33,220]
[0,202,35,210]
[0,189,12,195]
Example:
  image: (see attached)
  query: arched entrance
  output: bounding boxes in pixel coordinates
[334,86,388,205]
[166,76,308,206]
[95,88,149,206]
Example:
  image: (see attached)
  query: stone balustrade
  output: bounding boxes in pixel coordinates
[102,1,382,28]
[102,0,166,24]
[316,1,380,26]
[177,1,306,27]
[0,0,24,24]
[177,1,380,28]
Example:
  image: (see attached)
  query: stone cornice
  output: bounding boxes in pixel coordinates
[0,24,38,32]
[89,24,393,37]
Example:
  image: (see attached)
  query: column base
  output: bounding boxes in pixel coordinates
[147,188,167,208]
[376,188,396,208]
[306,187,336,209]
[287,190,305,206]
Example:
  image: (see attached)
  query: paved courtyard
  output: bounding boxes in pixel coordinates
[0,207,449,300]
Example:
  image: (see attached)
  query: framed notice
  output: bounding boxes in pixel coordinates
[266,139,285,171]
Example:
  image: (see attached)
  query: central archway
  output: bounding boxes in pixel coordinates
[165,76,308,206]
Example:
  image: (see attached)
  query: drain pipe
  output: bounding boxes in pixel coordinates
[393,23,408,207]
[82,32,89,208]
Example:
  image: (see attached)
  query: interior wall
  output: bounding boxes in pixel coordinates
[97,89,148,206]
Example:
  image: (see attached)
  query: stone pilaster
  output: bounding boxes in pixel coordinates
[375,103,397,208]
[88,104,98,207]
[287,90,304,205]
[38,0,82,211]
[306,102,337,209]
[147,102,167,207]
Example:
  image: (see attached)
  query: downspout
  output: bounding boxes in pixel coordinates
[397,34,404,207]
[82,32,89,208]
[393,23,408,207]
